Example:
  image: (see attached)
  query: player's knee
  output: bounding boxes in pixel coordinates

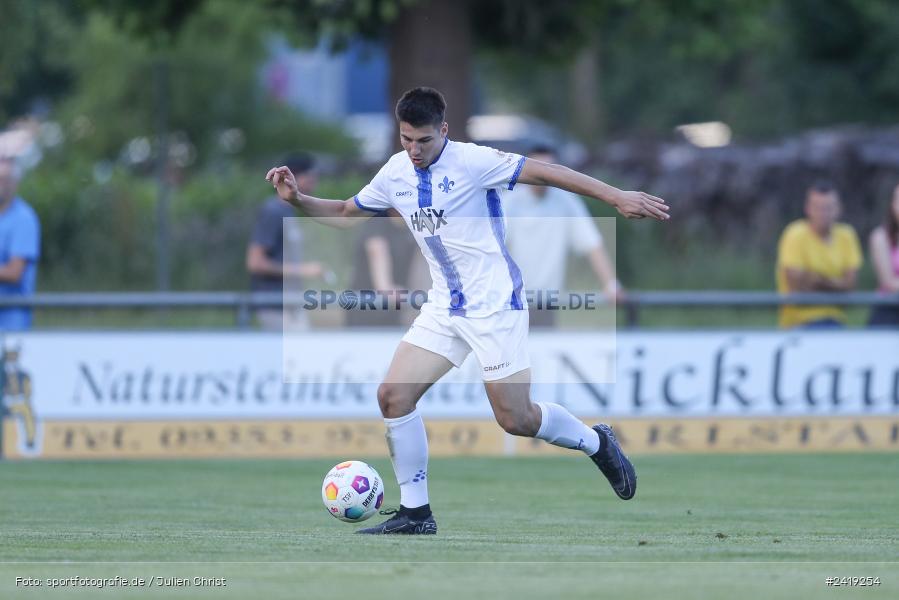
[376,383,414,418]
[496,409,539,437]
[376,383,396,415]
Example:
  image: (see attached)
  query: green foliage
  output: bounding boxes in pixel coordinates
[81,0,205,39]
[57,2,354,168]
[19,154,157,291]
[470,0,610,61]
[9,0,899,142]
[277,0,419,46]
[481,0,899,139]
[19,151,366,292]
[279,0,608,59]
[0,0,76,122]
[6,0,898,304]
[8,0,360,294]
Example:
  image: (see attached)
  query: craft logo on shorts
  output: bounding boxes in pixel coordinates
[1,344,42,456]
[483,361,511,373]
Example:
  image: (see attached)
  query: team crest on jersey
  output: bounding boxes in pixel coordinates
[409,208,448,234]
[438,176,455,193]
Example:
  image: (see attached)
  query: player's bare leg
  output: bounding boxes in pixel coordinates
[484,368,636,500]
[376,341,454,418]
[482,368,541,436]
[357,342,453,535]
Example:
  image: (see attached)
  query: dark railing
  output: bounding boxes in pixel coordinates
[617,291,899,327]
[1,291,897,328]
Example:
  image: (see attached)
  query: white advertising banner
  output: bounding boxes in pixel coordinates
[2,330,897,421]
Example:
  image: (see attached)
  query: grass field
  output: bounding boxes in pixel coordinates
[1,454,897,599]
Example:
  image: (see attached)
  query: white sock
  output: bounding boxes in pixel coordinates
[384,407,429,509]
[534,402,600,455]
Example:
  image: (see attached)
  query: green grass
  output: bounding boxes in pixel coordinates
[32,308,240,330]
[1,455,897,599]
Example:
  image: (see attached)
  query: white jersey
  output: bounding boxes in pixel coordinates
[355,139,527,317]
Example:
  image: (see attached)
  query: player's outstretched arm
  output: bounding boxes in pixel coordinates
[517,159,669,220]
[265,166,373,228]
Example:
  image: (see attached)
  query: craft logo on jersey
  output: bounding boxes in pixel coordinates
[410,207,448,234]
[438,176,455,193]
[1,344,41,456]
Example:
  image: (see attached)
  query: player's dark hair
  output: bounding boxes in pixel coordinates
[395,87,446,128]
[283,152,314,175]
[528,144,557,158]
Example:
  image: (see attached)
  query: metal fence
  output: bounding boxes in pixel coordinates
[1,291,897,328]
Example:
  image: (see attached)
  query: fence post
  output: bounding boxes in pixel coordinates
[625,302,640,328]
[236,297,252,329]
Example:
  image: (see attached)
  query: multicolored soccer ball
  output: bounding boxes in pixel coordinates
[321,460,384,522]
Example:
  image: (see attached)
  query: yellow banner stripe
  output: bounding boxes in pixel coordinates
[2,417,897,459]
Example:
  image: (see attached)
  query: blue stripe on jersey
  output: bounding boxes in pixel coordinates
[508,156,527,190]
[354,195,384,213]
[413,139,448,208]
[424,235,467,316]
[414,168,432,208]
[486,189,525,310]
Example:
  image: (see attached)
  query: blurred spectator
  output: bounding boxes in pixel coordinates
[868,182,899,327]
[505,146,623,328]
[347,211,420,327]
[0,158,41,331]
[247,153,324,330]
[776,181,862,328]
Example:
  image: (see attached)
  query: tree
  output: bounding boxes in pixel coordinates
[0,0,76,123]
[276,0,804,143]
[284,0,609,142]
[31,0,356,291]
[12,0,899,143]
[92,0,610,142]
[481,0,899,140]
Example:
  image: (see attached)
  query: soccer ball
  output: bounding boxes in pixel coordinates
[321,460,384,522]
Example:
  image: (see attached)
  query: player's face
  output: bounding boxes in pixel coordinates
[399,121,448,169]
[805,190,840,233]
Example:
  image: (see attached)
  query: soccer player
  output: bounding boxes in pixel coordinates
[266,87,669,534]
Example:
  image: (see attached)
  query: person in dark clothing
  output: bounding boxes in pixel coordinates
[247,153,324,330]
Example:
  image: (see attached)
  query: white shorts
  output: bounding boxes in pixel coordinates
[402,304,530,381]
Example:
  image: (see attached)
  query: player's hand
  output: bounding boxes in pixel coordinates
[265,166,300,205]
[613,191,670,220]
[604,279,626,304]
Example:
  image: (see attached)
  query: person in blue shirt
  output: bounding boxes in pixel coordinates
[0,158,41,331]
